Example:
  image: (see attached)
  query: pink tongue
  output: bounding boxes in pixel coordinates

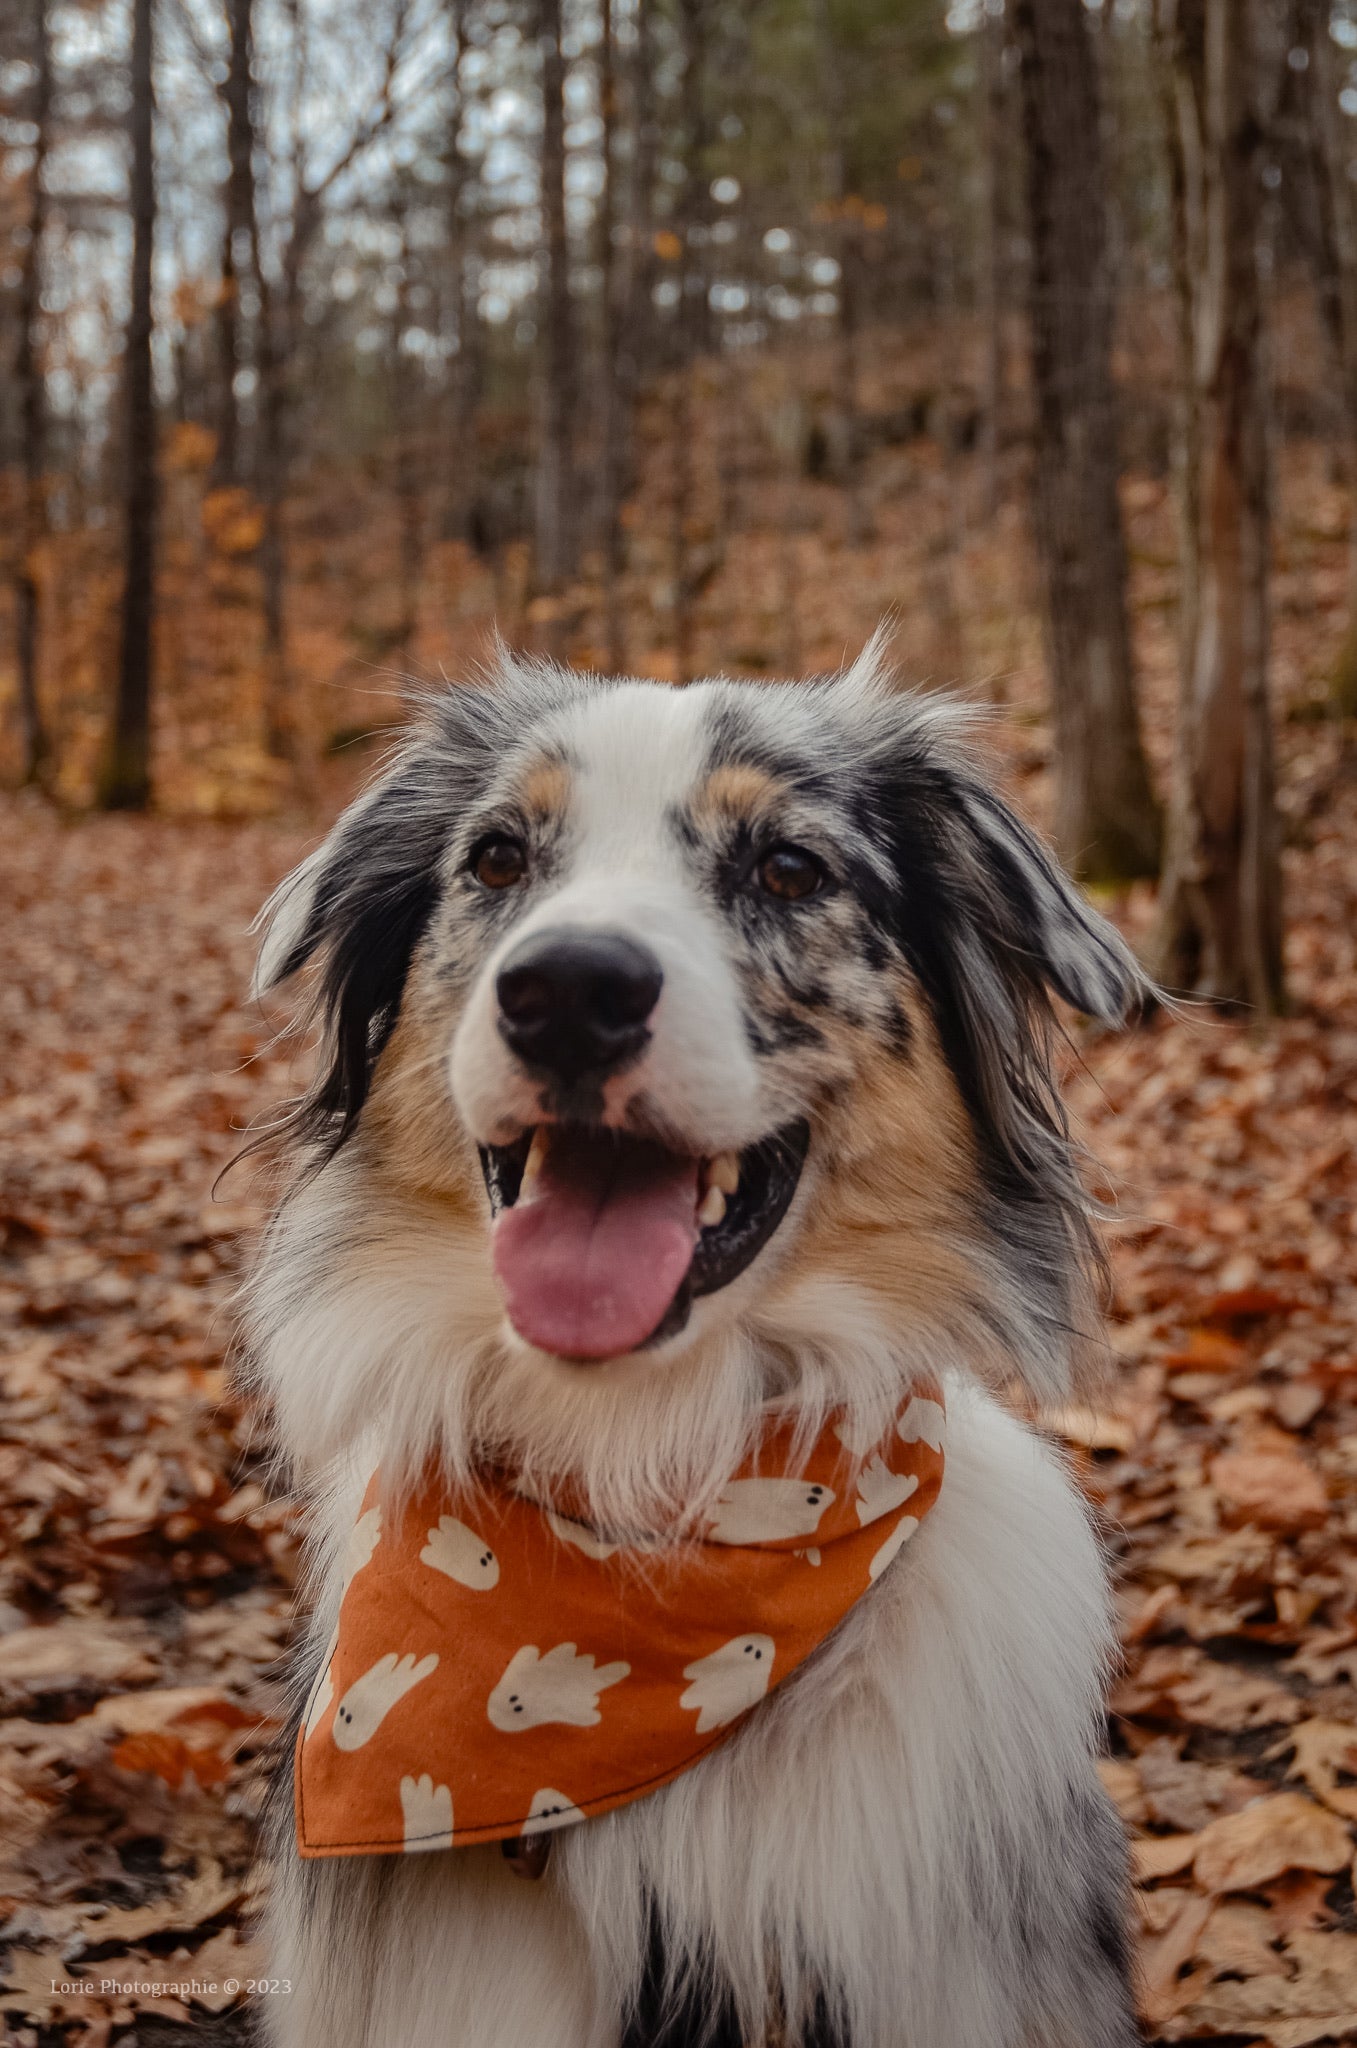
[492,1136,700,1360]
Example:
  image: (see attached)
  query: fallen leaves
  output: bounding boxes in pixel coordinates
[1165,1327,1252,1373]
[1272,1719,1357,1823]
[1114,1644,1306,1731]
[0,1622,160,1691]
[1055,741,1357,2044]
[1192,1794,1352,1894]
[1133,1833,1199,1882]
[0,804,302,2041]
[1176,1928,1357,2047]
[1211,1451,1329,1533]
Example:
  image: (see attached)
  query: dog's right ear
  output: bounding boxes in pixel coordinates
[251,746,454,1155]
[253,762,416,997]
[252,659,571,1155]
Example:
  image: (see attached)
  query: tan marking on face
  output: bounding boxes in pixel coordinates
[691,763,785,825]
[519,757,572,820]
[364,968,484,1211]
[766,983,982,1328]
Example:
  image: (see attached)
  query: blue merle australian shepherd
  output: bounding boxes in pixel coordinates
[244,634,1144,2048]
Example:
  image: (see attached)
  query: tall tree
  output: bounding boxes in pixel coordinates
[252,0,414,762]
[443,0,476,547]
[211,0,255,489]
[534,0,575,594]
[390,181,423,655]
[1152,0,1284,1011]
[599,0,656,670]
[1296,0,1357,713]
[814,0,870,544]
[978,0,1010,523]
[14,0,52,786]
[670,0,711,683]
[1010,0,1160,881]
[102,0,157,811]
[595,0,624,666]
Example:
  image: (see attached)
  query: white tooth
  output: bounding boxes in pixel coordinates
[697,1185,727,1229]
[708,1151,740,1196]
[520,1129,547,1192]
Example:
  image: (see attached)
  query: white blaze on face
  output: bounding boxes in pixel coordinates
[522,1787,587,1836]
[868,1515,920,1582]
[898,1397,946,1456]
[420,1515,500,1589]
[705,1477,834,1545]
[331,1651,439,1751]
[400,1773,454,1850]
[680,1634,775,1733]
[448,683,762,1158]
[487,1642,630,1733]
[854,1455,920,1527]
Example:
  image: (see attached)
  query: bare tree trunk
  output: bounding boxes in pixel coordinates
[671,0,710,683]
[534,0,575,595]
[600,0,655,670]
[252,220,294,763]
[1153,0,1201,719]
[444,0,475,546]
[391,192,422,655]
[670,375,696,684]
[979,2,1009,523]
[219,0,293,767]
[1152,0,1284,1012]
[1298,0,1357,714]
[14,0,51,786]
[102,0,157,811]
[212,0,254,488]
[1011,0,1160,881]
[596,0,623,666]
[623,0,657,421]
[814,0,870,545]
[245,0,411,764]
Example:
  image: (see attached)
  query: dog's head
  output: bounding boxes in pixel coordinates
[252,642,1144,1486]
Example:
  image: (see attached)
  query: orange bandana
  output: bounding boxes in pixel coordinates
[296,1388,945,1859]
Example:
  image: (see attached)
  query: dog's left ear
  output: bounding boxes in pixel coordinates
[872,729,1152,1395]
[945,776,1150,1027]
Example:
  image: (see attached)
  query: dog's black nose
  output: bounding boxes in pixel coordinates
[496,929,663,1082]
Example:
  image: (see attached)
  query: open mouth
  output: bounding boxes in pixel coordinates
[478,1119,810,1362]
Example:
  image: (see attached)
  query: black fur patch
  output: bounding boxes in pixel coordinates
[745,1004,828,1057]
[622,1906,850,2048]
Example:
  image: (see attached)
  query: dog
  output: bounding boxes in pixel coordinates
[243,635,1144,2048]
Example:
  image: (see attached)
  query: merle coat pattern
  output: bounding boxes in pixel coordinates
[245,636,1144,2048]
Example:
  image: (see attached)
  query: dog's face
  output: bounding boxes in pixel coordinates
[256,646,1143,1401]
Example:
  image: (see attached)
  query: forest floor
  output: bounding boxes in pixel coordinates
[4,323,1357,2041]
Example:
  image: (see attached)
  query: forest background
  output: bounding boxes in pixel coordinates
[5,0,1357,2043]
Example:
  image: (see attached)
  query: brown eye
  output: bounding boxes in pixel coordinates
[471,836,528,889]
[757,844,826,902]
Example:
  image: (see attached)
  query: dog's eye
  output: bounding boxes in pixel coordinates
[757,844,826,902]
[471,836,528,889]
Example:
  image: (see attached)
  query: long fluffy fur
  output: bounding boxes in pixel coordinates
[243,644,1143,2048]
[262,1384,1135,2048]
